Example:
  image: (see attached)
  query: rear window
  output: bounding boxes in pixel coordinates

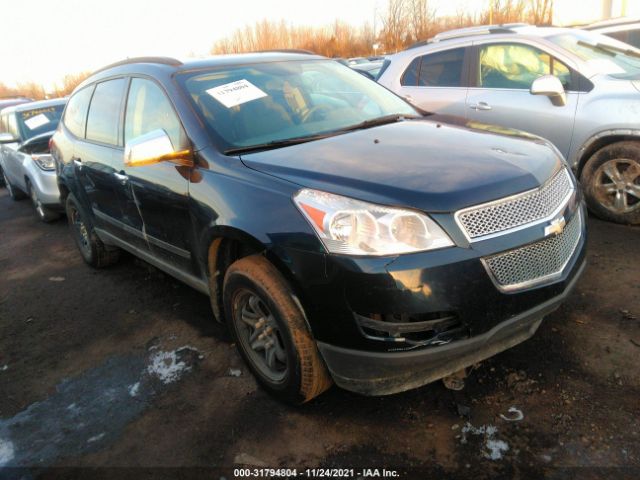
[17,104,65,140]
[400,48,466,87]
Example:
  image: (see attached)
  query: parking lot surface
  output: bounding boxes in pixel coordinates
[0,187,639,478]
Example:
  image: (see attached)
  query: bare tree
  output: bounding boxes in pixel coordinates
[380,0,409,52]
[530,0,553,25]
[407,0,437,42]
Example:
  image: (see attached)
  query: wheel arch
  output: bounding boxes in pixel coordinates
[575,130,640,177]
[203,225,310,326]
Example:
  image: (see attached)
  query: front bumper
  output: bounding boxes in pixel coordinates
[317,260,584,396]
[26,164,61,207]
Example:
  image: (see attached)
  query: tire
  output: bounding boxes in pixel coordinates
[581,141,640,225]
[2,170,27,201]
[65,193,120,268]
[223,254,332,404]
[26,179,60,223]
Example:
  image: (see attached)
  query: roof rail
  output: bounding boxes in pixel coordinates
[93,56,183,74]
[424,23,530,44]
[254,49,317,55]
[584,16,640,29]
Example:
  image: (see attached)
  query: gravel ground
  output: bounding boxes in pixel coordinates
[0,186,639,479]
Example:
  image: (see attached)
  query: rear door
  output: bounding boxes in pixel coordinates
[394,46,470,117]
[121,77,193,272]
[465,41,579,158]
[76,78,146,248]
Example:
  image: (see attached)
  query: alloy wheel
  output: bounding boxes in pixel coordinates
[593,158,640,214]
[29,184,45,219]
[233,289,288,382]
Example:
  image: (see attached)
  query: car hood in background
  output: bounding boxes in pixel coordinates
[240,119,563,212]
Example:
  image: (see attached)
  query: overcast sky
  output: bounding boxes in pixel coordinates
[1,0,488,90]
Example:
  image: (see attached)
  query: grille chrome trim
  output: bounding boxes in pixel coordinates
[455,168,575,242]
[481,209,583,293]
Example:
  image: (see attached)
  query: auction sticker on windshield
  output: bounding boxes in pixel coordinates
[23,113,50,130]
[206,79,268,108]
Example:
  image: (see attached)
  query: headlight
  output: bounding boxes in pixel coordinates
[294,188,453,256]
[32,154,55,171]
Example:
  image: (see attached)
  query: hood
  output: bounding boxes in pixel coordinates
[240,119,563,212]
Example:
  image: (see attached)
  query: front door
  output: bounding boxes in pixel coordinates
[466,42,579,159]
[121,77,193,272]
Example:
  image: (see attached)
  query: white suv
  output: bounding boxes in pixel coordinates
[378,24,640,224]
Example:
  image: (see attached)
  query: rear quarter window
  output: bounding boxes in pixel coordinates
[63,86,94,139]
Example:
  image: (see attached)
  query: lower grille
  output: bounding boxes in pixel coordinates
[482,210,582,292]
[354,312,469,348]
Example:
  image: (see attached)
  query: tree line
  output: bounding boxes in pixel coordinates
[2,0,554,100]
[211,0,554,56]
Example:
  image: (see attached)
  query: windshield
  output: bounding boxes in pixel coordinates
[177,59,417,152]
[547,31,640,78]
[17,104,65,140]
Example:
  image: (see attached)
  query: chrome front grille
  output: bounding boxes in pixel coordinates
[456,168,574,240]
[482,210,582,292]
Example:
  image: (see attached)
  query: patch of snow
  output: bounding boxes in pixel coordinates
[499,406,524,422]
[1,365,7,371]
[228,368,242,377]
[128,382,140,397]
[0,438,15,466]
[87,433,105,443]
[48,276,65,282]
[461,423,509,461]
[147,349,192,384]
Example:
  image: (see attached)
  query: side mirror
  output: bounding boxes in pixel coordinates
[0,132,18,144]
[530,75,566,107]
[124,129,192,168]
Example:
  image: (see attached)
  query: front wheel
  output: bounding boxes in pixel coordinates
[65,193,120,268]
[581,141,640,224]
[223,254,332,404]
[27,179,60,223]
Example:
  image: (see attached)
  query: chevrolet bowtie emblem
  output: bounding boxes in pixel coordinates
[545,216,566,237]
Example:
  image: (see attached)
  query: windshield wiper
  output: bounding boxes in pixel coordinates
[578,40,640,58]
[336,113,422,133]
[224,133,334,155]
[224,114,422,155]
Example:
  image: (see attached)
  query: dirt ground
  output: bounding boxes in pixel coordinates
[1,186,639,480]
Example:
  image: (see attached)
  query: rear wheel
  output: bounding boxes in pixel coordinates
[223,254,332,404]
[581,141,640,224]
[27,179,60,223]
[2,170,27,200]
[65,193,120,268]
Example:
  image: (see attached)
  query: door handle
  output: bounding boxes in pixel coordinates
[113,172,129,184]
[469,101,492,111]
[404,94,414,103]
[72,157,82,167]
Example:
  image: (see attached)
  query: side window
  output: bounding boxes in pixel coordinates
[86,78,126,146]
[0,113,6,133]
[8,114,19,139]
[417,48,465,87]
[606,30,629,44]
[63,85,94,139]
[628,29,640,49]
[400,57,420,86]
[124,78,185,149]
[551,58,572,89]
[479,43,553,89]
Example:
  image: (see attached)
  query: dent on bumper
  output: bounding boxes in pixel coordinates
[317,260,585,396]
